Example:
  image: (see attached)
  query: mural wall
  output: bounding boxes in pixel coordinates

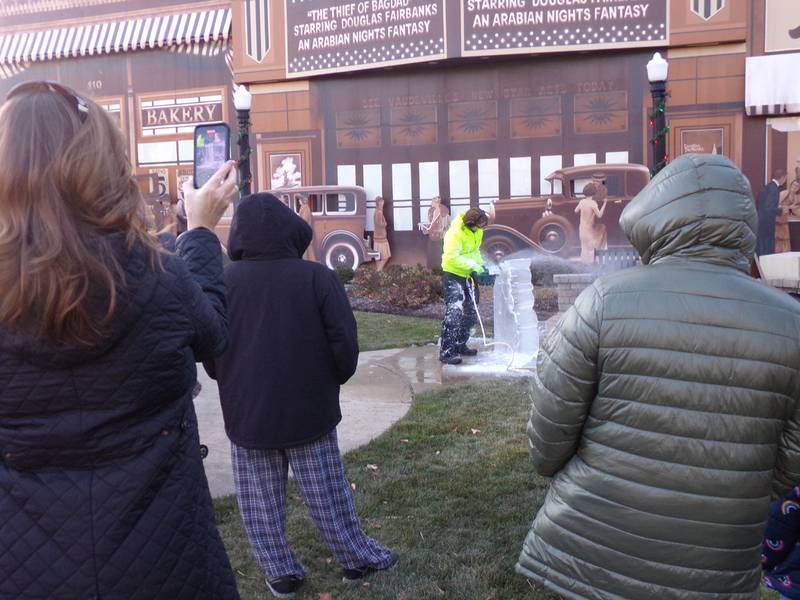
[308,54,649,265]
[4,0,788,267]
[238,0,762,267]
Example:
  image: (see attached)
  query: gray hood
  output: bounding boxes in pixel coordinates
[619,154,756,272]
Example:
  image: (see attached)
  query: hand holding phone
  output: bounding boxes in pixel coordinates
[194,123,231,188]
[182,161,238,232]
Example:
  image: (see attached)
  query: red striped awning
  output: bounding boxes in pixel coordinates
[0,7,231,65]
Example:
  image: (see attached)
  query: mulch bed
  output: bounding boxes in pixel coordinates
[347,285,556,325]
[347,286,494,324]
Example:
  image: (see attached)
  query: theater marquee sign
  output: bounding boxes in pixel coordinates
[286,0,447,78]
[462,0,668,55]
[284,0,666,77]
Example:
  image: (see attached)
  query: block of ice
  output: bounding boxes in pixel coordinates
[492,257,539,368]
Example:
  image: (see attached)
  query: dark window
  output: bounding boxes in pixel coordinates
[604,175,621,197]
[325,192,356,214]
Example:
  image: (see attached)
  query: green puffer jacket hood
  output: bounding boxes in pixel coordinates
[620,153,757,272]
[517,154,800,600]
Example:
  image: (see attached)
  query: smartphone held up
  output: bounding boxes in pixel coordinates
[193,123,231,189]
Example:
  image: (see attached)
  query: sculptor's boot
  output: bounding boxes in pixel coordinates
[439,354,463,365]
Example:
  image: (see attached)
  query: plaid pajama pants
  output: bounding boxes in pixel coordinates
[231,429,394,581]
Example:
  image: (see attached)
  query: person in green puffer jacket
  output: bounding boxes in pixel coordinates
[439,207,491,365]
[517,154,800,600]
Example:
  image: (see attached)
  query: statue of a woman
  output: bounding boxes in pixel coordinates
[373,196,391,271]
[420,196,451,268]
[298,196,317,262]
[575,182,608,264]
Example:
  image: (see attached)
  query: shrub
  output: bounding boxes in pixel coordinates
[530,254,587,287]
[534,287,558,313]
[352,264,442,309]
[334,266,355,284]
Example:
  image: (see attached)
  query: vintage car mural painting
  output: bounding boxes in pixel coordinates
[214,185,379,269]
[271,185,380,269]
[484,163,650,260]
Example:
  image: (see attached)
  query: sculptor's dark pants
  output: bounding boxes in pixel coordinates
[440,272,479,359]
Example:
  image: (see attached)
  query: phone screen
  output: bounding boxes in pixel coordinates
[193,123,230,188]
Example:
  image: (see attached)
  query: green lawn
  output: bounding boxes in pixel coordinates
[215,379,781,600]
[215,380,557,599]
[355,311,442,351]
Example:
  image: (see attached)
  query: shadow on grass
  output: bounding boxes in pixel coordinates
[215,380,558,599]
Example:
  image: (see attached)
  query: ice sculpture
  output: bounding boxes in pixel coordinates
[491,257,539,369]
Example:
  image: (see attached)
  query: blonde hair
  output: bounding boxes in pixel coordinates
[0,83,162,344]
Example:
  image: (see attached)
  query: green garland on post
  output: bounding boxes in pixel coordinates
[237,120,252,193]
[648,101,669,177]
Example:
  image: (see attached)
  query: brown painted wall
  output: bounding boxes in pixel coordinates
[669,0,748,47]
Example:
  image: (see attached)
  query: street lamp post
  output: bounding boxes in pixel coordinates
[646,52,669,176]
[233,84,253,197]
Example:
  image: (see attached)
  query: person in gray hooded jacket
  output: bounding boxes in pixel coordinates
[517,154,800,600]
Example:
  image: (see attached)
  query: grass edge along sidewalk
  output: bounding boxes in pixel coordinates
[213,379,782,600]
[354,310,494,352]
[355,311,441,352]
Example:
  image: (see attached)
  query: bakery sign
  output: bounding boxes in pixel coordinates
[461,0,668,56]
[141,102,222,128]
[286,0,447,78]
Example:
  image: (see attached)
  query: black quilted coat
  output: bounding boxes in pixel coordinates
[0,228,240,599]
[517,154,800,599]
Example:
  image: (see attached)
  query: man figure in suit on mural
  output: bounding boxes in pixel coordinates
[757,169,787,256]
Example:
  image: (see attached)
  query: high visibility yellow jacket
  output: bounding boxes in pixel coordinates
[441,213,484,278]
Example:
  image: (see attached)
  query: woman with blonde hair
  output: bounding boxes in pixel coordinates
[0,81,239,599]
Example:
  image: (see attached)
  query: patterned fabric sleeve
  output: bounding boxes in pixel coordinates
[774,398,800,499]
[763,485,800,598]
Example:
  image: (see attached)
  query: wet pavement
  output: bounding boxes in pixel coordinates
[194,339,542,497]
[194,345,442,498]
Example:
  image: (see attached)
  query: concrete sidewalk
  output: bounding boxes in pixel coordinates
[194,345,442,498]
